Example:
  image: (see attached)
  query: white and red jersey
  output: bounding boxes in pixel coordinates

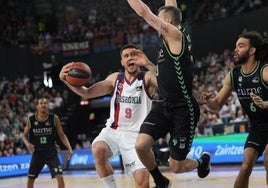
[105,72,152,132]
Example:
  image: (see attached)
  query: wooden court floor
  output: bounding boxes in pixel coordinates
[1,165,266,188]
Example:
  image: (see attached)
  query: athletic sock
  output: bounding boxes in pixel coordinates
[101,175,117,188]
[149,166,165,185]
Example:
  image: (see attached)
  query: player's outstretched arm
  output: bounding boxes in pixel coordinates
[165,0,177,7]
[200,72,233,112]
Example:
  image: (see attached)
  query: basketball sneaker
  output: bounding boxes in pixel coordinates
[197,152,211,178]
[153,176,171,188]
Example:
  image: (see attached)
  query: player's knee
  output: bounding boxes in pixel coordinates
[134,170,150,188]
[240,162,254,175]
[135,135,153,153]
[92,141,110,159]
[135,141,148,154]
[264,158,268,171]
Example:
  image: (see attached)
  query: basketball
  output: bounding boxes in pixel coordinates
[65,62,92,86]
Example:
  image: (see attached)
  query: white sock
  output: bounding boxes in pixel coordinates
[101,175,117,188]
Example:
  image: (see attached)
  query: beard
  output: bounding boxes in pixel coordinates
[233,49,250,66]
[127,68,138,75]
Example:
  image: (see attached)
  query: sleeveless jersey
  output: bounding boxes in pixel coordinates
[156,26,195,101]
[231,62,268,132]
[28,113,57,151]
[106,72,152,132]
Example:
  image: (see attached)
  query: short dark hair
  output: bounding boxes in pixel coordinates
[239,31,268,61]
[158,6,182,26]
[120,43,140,56]
[35,96,48,105]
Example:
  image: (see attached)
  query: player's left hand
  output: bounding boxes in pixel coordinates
[67,149,73,160]
[130,49,149,67]
[250,92,268,109]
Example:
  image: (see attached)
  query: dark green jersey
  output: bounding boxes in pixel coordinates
[231,62,268,132]
[156,27,195,101]
[28,113,57,151]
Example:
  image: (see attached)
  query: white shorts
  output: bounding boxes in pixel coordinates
[92,127,146,175]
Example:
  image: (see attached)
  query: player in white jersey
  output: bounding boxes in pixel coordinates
[59,44,157,188]
[105,72,152,132]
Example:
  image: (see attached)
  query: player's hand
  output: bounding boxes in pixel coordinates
[200,91,214,104]
[67,149,73,160]
[59,62,74,81]
[250,92,268,109]
[27,143,35,153]
[130,49,149,67]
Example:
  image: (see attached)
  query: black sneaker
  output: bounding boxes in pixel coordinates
[197,152,211,178]
[153,176,171,188]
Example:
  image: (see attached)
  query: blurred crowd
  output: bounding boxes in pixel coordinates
[1,0,267,48]
[1,0,268,157]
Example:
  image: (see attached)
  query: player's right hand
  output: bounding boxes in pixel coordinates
[59,62,74,81]
[27,143,35,153]
[200,91,213,104]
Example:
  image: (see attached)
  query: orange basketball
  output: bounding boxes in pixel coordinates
[65,62,92,86]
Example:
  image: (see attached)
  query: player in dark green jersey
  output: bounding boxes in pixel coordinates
[23,97,72,188]
[201,31,268,188]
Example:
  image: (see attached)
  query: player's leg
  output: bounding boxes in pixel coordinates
[55,174,65,188]
[27,152,45,188]
[133,169,150,188]
[46,149,65,188]
[92,141,113,177]
[27,178,35,188]
[135,133,156,170]
[121,131,150,188]
[234,131,266,188]
[92,127,119,188]
[233,147,258,188]
[136,103,171,188]
[264,144,268,186]
[169,99,210,177]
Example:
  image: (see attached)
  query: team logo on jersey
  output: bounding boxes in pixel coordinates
[158,49,164,59]
[45,122,51,126]
[179,137,186,149]
[136,85,142,91]
[238,76,243,87]
[252,77,259,83]
[179,143,186,149]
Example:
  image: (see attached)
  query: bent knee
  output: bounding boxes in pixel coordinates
[134,170,150,187]
[92,141,111,159]
[135,134,154,152]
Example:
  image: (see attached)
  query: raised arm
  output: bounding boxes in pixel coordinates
[129,49,157,89]
[127,0,180,40]
[126,0,182,54]
[165,0,177,7]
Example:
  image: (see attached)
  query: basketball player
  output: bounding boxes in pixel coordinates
[22,97,73,188]
[59,44,157,188]
[201,31,268,188]
[126,0,211,187]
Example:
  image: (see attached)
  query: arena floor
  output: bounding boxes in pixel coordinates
[1,164,266,188]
